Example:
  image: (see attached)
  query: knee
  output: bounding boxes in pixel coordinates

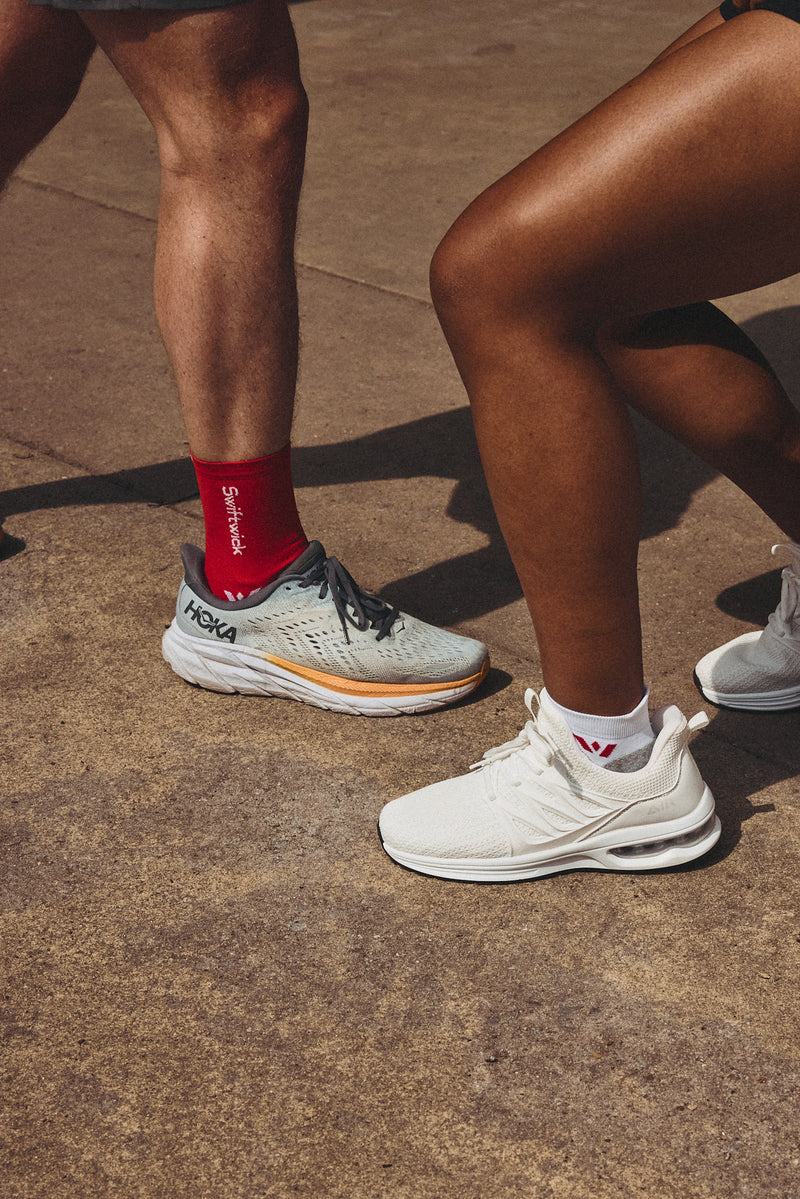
[431,165,629,352]
[430,198,585,342]
[430,213,503,330]
[157,74,308,185]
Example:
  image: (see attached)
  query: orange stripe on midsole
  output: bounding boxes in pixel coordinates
[260,654,490,698]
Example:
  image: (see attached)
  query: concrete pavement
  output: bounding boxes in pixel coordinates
[2,2,799,1195]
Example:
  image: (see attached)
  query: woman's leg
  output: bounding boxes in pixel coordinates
[599,303,800,543]
[430,10,800,716]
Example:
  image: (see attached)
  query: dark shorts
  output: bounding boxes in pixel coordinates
[30,0,248,10]
[720,0,800,21]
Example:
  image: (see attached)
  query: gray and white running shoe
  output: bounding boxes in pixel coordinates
[694,542,800,712]
[379,689,720,881]
[162,542,489,716]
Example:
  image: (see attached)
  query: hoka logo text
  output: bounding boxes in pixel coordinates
[184,598,236,643]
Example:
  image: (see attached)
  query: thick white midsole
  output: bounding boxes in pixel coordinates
[380,795,721,882]
[694,677,800,712]
[162,621,483,716]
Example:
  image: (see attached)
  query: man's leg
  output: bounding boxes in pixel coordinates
[80,0,303,464]
[0,0,95,551]
[0,0,94,182]
[78,2,308,598]
[73,0,489,714]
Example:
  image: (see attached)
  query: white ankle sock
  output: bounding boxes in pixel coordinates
[542,688,655,771]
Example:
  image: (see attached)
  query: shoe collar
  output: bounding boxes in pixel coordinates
[179,541,327,610]
[532,689,702,802]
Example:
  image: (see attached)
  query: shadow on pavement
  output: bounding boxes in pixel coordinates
[715,568,784,624]
[688,704,799,865]
[0,529,25,560]
[0,403,716,622]
[740,306,800,405]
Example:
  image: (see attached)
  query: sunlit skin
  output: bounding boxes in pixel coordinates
[430,5,800,715]
[0,0,306,462]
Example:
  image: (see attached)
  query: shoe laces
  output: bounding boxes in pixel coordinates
[469,689,555,780]
[766,544,800,640]
[299,555,401,643]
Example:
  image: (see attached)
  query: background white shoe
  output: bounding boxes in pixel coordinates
[694,543,800,712]
[379,690,720,881]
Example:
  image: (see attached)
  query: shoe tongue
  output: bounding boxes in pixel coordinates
[534,694,574,756]
[287,540,326,576]
[232,540,326,605]
[770,541,800,586]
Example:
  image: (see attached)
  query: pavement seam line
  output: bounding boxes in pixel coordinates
[11,175,434,308]
[0,431,202,516]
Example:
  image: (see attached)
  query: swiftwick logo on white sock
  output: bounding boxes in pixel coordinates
[573,735,617,760]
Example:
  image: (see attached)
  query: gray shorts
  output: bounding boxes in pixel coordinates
[30,0,248,10]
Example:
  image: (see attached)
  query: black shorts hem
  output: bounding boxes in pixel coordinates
[721,0,800,22]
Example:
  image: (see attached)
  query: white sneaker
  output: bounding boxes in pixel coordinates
[694,543,800,712]
[379,690,720,881]
[162,542,489,716]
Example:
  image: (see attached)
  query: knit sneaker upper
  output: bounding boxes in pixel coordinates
[174,542,488,685]
[379,691,708,861]
[695,543,800,696]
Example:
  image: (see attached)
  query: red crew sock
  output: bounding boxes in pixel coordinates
[191,445,309,601]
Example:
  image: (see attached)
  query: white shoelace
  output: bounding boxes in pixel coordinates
[469,689,554,781]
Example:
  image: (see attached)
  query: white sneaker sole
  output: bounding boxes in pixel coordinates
[380,790,721,882]
[693,671,800,712]
[162,621,489,717]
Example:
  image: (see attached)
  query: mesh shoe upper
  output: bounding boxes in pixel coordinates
[174,542,488,685]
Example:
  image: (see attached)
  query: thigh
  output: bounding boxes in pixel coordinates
[76,0,299,129]
[1,0,94,98]
[461,10,800,324]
